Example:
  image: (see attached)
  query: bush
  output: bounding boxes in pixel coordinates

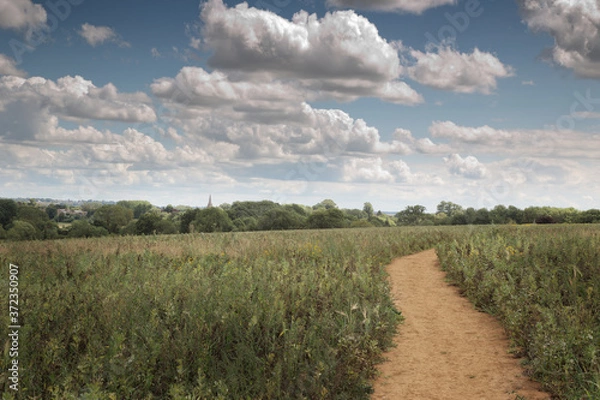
[68,220,109,238]
[7,220,39,241]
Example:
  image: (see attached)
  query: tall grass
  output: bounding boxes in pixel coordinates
[436,225,600,399]
[0,228,451,399]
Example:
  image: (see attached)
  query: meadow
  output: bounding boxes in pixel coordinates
[436,225,600,399]
[0,225,598,399]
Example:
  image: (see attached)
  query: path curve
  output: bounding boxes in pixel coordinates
[372,249,551,400]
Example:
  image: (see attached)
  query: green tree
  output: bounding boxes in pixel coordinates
[258,208,305,231]
[436,201,463,217]
[363,202,374,219]
[489,205,508,224]
[156,219,178,235]
[233,216,258,232]
[117,200,154,219]
[342,208,368,222]
[193,208,234,233]
[15,204,58,238]
[396,205,427,225]
[227,201,279,221]
[578,209,600,223]
[68,220,109,238]
[0,199,18,229]
[7,221,39,241]
[506,205,524,224]
[0,226,6,239]
[93,205,134,234]
[307,208,345,229]
[136,212,162,235]
[179,209,201,233]
[45,204,59,220]
[474,208,491,225]
[313,199,338,210]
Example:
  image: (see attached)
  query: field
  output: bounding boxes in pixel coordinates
[0,225,598,399]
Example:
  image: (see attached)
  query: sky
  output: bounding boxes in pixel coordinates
[0,0,599,211]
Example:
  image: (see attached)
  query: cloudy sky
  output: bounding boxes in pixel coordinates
[0,0,599,211]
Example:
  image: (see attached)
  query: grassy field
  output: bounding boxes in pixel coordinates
[436,225,600,399]
[0,228,450,399]
[0,225,598,399]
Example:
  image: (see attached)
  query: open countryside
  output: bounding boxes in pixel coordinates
[1,0,600,398]
[0,197,599,399]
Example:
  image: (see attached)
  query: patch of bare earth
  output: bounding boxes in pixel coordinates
[372,249,552,400]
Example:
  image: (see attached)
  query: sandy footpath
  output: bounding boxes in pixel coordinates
[372,249,551,400]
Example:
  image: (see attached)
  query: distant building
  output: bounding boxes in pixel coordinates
[207,195,213,208]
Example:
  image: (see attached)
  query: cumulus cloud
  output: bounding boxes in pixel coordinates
[326,0,456,14]
[517,0,600,78]
[444,154,487,179]
[0,0,47,32]
[0,54,27,77]
[429,121,600,159]
[78,23,130,47]
[430,121,511,144]
[342,157,411,183]
[164,101,412,162]
[407,46,514,94]
[0,75,156,140]
[151,67,309,124]
[153,67,418,159]
[199,0,422,105]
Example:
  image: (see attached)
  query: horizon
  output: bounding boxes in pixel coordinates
[1,0,599,211]
[7,196,597,215]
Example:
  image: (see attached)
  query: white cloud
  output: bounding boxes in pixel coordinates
[78,23,130,47]
[444,154,487,179]
[522,80,535,86]
[342,157,397,183]
[151,67,307,118]
[151,47,161,58]
[574,111,600,119]
[199,0,422,105]
[429,121,600,159]
[153,67,417,160]
[517,0,600,78]
[326,0,456,14]
[430,121,511,144]
[164,103,411,162]
[0,0,47,32]
[0,54,27,77]
[0,75,156,140]
[407,46,514,94]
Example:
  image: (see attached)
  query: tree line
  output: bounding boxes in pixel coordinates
[0,198,598,241]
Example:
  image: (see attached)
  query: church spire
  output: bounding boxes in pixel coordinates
[207,195,213,208]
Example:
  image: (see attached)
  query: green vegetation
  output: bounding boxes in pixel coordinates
[1,199,598,399]
[436,225,600,399]
[0,228,450,399]
[1,197,599,242]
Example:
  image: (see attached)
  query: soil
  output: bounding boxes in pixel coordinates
[372,249,552,400]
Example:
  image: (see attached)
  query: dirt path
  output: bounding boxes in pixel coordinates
[372,249,551,400]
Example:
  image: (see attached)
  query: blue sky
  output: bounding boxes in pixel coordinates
[0,0,599,211]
